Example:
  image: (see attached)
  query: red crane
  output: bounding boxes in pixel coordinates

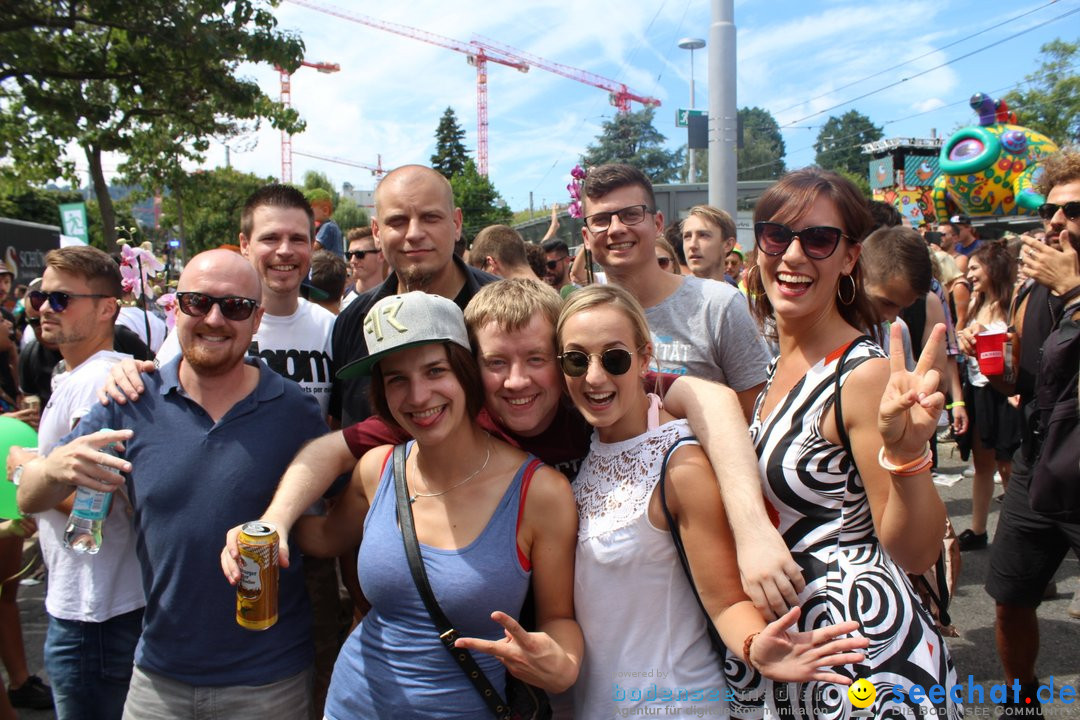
[277,59,340,183]
[282,0,659,176]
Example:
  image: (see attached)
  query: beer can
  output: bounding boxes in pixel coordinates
[236,521,279,630]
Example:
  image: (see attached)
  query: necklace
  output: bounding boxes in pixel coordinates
[409,436,492,504]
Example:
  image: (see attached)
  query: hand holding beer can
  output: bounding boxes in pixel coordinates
[236,522,279,630]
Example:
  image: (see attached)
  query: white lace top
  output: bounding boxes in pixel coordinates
[571,419,730,719]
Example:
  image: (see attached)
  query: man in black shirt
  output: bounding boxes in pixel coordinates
[329,165,497,426]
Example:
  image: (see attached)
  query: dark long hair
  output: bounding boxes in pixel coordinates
[968,241,1014,323]
[746,167,879,339]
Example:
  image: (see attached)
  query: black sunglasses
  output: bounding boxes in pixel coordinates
[754,221,849,260]
[657,257,672,269]
[583,204,654,233]
[558,348,637,377]
[176,292,259,321]
[28,290,112,313]
[345,249,379,260]
[1037,201,1080,221]
[546,256,569,270]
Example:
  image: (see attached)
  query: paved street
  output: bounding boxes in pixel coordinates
[9,440,1080,718]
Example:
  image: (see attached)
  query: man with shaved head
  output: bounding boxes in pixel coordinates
[330,164,498,425]
[17,249,327,720]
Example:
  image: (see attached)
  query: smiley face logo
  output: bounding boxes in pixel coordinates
[848,678,876,709]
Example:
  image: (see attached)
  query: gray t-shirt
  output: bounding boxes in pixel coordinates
[645,275,770,391]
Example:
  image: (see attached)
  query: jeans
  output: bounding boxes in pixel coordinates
[44,608,144,720]
[122,665,312,720]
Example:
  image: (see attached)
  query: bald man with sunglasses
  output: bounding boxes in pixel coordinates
[18,249,326,720]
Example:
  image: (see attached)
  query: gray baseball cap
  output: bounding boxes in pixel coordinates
[336,292,471,380]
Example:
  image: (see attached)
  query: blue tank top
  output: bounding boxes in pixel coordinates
[324,442,535,719]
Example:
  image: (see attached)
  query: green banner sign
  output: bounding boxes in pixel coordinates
[58,202,89,244]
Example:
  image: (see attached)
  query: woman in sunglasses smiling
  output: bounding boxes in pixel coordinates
[557,284,867,718]
[746,168,960,718]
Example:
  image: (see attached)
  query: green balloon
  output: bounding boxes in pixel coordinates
[0,417,38,519]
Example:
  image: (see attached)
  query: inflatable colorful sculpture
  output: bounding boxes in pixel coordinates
[932,93,1058,220]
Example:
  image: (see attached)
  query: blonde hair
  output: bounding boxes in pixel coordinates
[557,284,651,353]
[464,278,562,348]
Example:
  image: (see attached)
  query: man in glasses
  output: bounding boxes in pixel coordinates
[542,239,576,297]
[467,225,540,281]
[579,163,769,421]
[984,150,1080,715]
[6,246,133,718]
[340,227,385,310]
[18,249,326,720]
[939,214,980,273]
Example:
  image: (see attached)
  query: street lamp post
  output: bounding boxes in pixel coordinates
[678,37,705,184]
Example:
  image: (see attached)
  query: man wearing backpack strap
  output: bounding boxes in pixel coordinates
[981,150,1080,717]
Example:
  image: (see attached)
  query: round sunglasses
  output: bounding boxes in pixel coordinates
[28,290,112,313]
[754,221,849,260]
[176,292,259,321]
[558,347,638,377]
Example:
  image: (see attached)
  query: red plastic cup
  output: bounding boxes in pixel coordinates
[975,331,1007,375]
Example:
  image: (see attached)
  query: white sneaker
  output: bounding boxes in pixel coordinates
[933,473,963,487]
[963,466,975,478]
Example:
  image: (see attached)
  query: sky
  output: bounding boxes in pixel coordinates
[87,0,1080,215]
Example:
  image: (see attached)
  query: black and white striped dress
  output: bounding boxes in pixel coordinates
[747,339,961,720]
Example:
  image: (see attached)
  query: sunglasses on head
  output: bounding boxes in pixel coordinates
[345,249,379,260]
[558,348,637,377]
[754,221,848,260]
[28,290,112,313]
[1037,201,1080,221]
[175,292,259,321]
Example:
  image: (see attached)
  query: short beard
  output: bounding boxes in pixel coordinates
[399,266,436,291]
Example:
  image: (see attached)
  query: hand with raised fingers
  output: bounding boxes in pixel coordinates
[455,611,577,693]
[749,606,868,684]
[879,323,946,464]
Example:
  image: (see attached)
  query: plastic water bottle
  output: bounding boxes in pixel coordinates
[64,433,122,555]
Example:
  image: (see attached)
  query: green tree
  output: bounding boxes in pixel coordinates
[158,166,277,256]
[450,160,512,241]
[431,107,470,179]
[333,197,369,234]
[814,110,883,177]
[302,170,341,207]
[580,108,683,183]
[738,107,786,180]
[0,1,305,248]
[1003,38,1080,145]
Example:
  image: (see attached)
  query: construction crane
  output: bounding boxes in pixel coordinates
[470,36,660,113]
[282,0,660,176]
[277,59,340,183]
[294,150,385,178]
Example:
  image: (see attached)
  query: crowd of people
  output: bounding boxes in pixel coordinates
[0,150,1076,720]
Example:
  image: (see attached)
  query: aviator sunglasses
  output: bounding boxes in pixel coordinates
[558,348,638,377]
[176,292,259,321]
[1037,201,1080,221]
[28,290,112,313]
[754,221,849,260]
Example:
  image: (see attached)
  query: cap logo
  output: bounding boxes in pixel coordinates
[364,298,407,342]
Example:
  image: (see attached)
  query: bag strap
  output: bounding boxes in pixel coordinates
[656,436,728,656]
[832,335,873,455]
[392,444,512,720]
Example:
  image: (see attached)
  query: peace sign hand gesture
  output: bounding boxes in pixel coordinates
[455,611,577,693]
[878,322,947,463]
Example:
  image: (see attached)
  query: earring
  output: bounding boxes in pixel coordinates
[837,274,856,306]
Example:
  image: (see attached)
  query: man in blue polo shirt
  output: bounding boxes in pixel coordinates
[16,249,327,720]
